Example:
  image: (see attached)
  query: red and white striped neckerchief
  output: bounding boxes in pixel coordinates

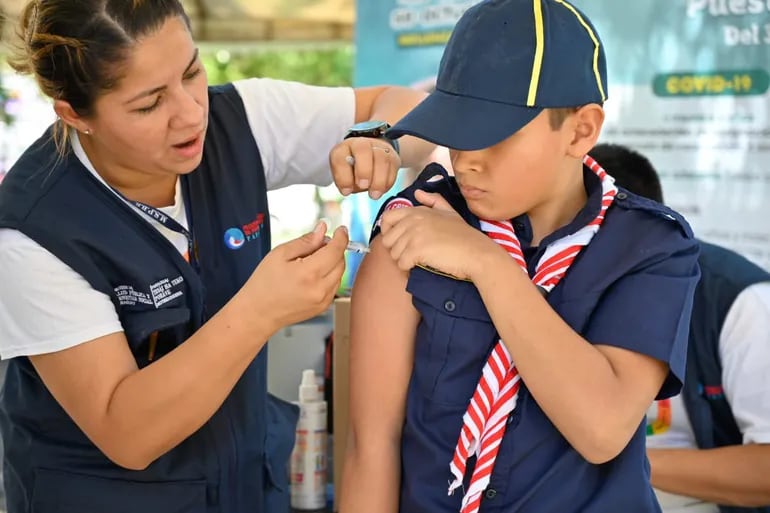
[447,155,618,513]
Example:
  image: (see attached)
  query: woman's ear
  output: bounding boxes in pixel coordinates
[54,100,93,135]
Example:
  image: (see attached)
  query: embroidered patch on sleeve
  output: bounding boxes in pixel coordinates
[385,198,414,211]
[375,198,414,229]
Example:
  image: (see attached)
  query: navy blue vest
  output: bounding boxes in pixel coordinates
[0,84,297,513]
[372,164,700,513]
[682,241,770,513]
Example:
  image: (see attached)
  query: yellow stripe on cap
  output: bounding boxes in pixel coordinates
[553,0,607,102]
[527,0,545,106]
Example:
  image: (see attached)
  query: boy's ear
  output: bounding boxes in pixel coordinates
[566,104,604,159]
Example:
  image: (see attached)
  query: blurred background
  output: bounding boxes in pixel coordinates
[1,2,769,511]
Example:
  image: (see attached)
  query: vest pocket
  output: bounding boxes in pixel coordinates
[121,307,191,366]
[31,468,206,513]
[264,394,300,512]
[122,307,191,343]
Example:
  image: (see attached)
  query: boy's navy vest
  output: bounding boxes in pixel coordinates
[372,164,700,513]
[683,241,770,513]
[0,84,297,513]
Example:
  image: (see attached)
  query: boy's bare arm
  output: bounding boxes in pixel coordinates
[471,249,669,464]
[339,237,419,513]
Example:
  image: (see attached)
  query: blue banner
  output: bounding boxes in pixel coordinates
[348,0,770,273]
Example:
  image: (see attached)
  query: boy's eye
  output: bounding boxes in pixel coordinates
[184,68,202,81]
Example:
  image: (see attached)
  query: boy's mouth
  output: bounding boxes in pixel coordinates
[459,184,486,199]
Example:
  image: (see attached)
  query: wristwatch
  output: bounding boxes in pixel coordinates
[344,120,400,154]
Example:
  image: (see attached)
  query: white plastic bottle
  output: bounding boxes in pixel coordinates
[290,369,328,510]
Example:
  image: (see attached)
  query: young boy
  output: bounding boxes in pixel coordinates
[340,1,700,512]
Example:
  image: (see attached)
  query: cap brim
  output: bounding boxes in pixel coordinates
[387,88,543,151]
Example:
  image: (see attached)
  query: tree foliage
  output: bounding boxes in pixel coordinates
[202,45,354,87]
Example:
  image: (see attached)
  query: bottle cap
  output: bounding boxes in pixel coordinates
[299,369,322,402]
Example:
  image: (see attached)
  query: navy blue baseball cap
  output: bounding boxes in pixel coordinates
[387,0,608,151]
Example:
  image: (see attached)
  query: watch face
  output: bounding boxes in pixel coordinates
[351,120,388,132]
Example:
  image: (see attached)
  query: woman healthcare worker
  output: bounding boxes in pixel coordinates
[0,1,436,512]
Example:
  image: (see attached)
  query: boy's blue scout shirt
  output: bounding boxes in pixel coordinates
[0,84,296,513]
[370,163,701,513]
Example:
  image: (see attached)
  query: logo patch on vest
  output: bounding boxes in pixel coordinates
[224,213,265,250]
[115,275,185,308]
[224,228,246,250]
